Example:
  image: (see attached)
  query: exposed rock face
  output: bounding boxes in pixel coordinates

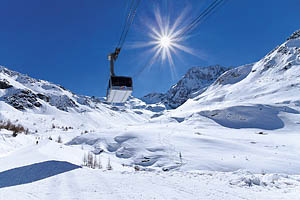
[143,65,229,109]
[0,66,80,112]
[36,93,50,102]
[5,89,42,110]
[48,95,78,112]
[287,29,300,40]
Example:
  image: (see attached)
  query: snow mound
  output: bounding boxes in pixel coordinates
[229,170,300,188]
[67,132,178,169]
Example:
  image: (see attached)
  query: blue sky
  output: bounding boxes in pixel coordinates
[0,0,299,98]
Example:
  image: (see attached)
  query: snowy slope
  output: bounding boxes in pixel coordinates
[142,65,229,108]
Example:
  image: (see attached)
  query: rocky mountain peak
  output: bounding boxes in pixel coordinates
[287,29,300,41]
[142,65,229,109]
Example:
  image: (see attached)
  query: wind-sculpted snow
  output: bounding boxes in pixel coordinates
[67,132,175,169]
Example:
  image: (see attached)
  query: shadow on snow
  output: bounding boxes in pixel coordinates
[0,160,81,189]
[199,104,299,130]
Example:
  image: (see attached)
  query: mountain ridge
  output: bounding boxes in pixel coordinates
[142,65,230,109]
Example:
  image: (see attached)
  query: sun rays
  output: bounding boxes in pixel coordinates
[130,7,198,78]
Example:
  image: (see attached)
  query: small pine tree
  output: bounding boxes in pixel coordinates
[83,153,87,166]
[93,155,98,169]
[87,152,94,168]
[98,156,102,169]
[107,157,112,170]
[179,152,182,164]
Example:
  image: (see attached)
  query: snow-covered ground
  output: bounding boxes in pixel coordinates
[1,30,300,199]
[1,137,300,200]
[1,111,300,199]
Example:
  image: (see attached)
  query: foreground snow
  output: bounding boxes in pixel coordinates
[0,139,300,200]
[2,169,300,200]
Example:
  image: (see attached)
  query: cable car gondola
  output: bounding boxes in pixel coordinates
[106,0,141,103]
[106,48,133,103]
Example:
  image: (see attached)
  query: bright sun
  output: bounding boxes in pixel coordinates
[160,36,171,48]
[131,7,197,78]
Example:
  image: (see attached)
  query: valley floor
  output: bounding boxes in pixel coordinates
[1,120,300,200]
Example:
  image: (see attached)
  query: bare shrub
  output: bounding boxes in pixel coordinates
[134,165,140,171]
[0,120,27,137]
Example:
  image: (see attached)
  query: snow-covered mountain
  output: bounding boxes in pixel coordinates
[175,30,300,120]
[142,65,229,108]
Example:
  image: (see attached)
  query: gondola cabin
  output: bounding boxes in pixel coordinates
[106,76,133,103]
